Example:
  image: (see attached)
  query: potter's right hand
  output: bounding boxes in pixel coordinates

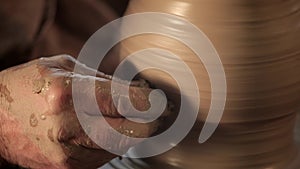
[0,55,167,169]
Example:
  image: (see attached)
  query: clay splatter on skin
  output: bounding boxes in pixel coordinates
[29,113,38,127]
[40,114,47,120]
[47,128,54,142]
[32,79,45,94]
[117,126,137,137]
[64,78,71,88]
[32,78,51,94]
[0,84,13,103]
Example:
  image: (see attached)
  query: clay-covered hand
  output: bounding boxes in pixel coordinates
[0,55,164,169]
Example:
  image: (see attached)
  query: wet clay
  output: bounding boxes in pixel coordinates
[117,126,136,137]
[47,128,54,142]
[29,113,38,127]
[116,0,300,168]
[32,78,51,94]
[40,114,47,120]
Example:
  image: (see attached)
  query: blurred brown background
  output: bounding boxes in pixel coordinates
[0,0,129,70]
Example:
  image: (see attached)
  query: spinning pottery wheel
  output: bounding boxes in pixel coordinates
[103,0,300,168]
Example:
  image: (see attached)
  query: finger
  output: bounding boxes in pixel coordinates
[58,114,160,154]
[29,58,166,164]
[71,75,170,120]
[56,74,166,147]
[38,55,112,79]
[39,55,151,88]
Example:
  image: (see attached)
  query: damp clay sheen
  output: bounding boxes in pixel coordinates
[115,0,300,169]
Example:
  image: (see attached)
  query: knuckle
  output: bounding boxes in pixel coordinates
[43,77,72,112]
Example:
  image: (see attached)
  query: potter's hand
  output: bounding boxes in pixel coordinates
[0,55,165,169]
